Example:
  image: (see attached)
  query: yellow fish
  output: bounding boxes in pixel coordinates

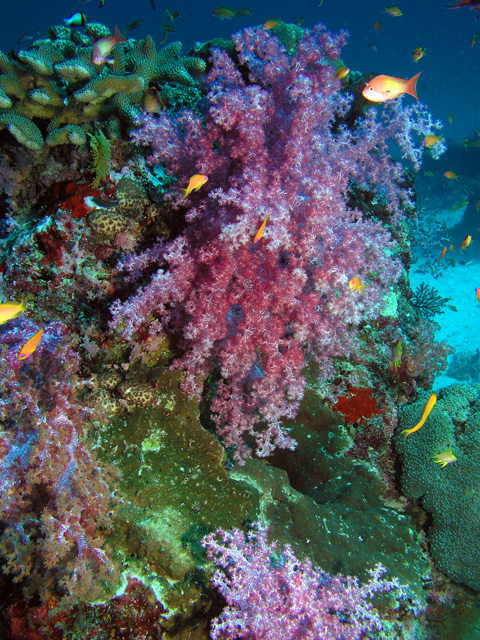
[411,46,426,62]
[348,276,365,293]
[431,448,456,468]
[335,66,350,80]
[362,71,422,102]
[390,340,402,372]
[182,174,208,198]
[253,215,268,243]
[263,19,280,29]
[18,327,44,360]
[384,5,403,16]
[401,393,436,438]
[0,300,26,325]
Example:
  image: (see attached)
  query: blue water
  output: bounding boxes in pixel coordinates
[2,0,479,141]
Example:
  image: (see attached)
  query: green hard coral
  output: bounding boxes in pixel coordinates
[395,384,480,591]
[0,23,205,150]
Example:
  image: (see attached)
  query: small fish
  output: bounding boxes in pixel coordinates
[438,246,447,262]
[431,448,456,468]
[182,174,208,198]
[448,112,454,124]
[460,234,472,251]
[401,393,437,438]
[295,16,305,26]
[463,137,470,148]
[368,42,379,54]
[263,19,280,29]
[253,215,268,243]
[412,46,426,62]
[17,33,33,44]
[18,327,43,360]
[123,19,143,33]
[424,134,442,149]
[348,276,365,293]
[445,0,480,11]
[166,8,180,21]
[141,87,165,113]
[471,139,480,147]
[450,199,468,212]
[374,20,381,31]
[64,12,88,27]
[0,300,25,325]
[476,200,480,211]
[99,0,106,6]
[424,170,434,177]
[472,32,478,46]
[384,4,403,16]
[91,25,126,65]
[390,340,402,372]
[212,7,237,19]
[476,287,480,303]
[334,66,350,81]
[444,171,459,180]
[157,31,168,44]
[235,8,252,16]
[450,244,455,251]
[362,71,422,102]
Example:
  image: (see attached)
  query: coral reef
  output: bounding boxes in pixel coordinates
[202,521,417,640]
[110,25,442,462]
[0,23,206,150]
[396,384,480,591]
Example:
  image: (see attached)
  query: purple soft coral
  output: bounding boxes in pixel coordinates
[111,24,442,461]
[202,522,411,640]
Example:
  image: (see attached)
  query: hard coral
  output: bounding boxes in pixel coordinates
[0,24,206,149]
[396,384,480,591]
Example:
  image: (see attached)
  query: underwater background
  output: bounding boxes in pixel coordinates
[0,0,480,638]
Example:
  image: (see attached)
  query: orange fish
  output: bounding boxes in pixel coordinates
[263,19,280,29]
[401,393,436,438]
[253,215,268,243]
[476,288,480,303]
[460,235,472,251]
[424,134,442,149]
[334,66,350,80]
[438,246,447,262]
[362,71,422,102]
[182,174,208,198]
[411,46,426,62]
[444,171,459,180]
[348,276,365,293]
[384,5,403,16]
[446,0,480,11]
[472,32,478,46]
[91,25,126,65]
[17,327,43,360]
[374,20,381,31]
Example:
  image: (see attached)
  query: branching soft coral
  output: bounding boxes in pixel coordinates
[110,24,442,462]
[0,319,119,603]
[202,522,415,640]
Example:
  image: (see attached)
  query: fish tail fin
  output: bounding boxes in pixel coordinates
[405,71,423,99]
[113,24,127,44]
[181,188,188,199]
